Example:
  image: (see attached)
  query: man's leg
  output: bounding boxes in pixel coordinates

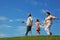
[25,26,32,36]
[29,31,32,36]
[25,26,29,36]
[29,26,32,36]
[25,30,29,36]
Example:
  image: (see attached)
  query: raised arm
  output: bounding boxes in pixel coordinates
[51,16,59,20]
[51,16,57,19]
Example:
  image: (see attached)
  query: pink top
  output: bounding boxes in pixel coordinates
[36,22,40,29]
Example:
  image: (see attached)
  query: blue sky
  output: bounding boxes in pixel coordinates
[0,0,60,38]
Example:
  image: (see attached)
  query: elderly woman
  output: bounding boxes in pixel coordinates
[42,12,59,35]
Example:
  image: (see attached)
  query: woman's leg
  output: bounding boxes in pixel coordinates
[45,23,52,35]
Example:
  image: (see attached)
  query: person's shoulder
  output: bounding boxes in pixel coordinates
[49,15,52,16]
[29,17,32,19]
[36,22,39,23]
[29,16,32,18]
[49,15,53,17]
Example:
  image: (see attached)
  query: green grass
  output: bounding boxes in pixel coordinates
[0,36,60,40]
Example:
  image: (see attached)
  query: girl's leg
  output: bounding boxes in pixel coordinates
[36,31,40,35]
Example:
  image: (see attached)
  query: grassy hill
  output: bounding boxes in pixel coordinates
[0,36,60,40]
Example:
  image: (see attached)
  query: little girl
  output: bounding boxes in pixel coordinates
[35,19,40,35]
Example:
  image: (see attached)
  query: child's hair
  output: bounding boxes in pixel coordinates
[36,19,39,22]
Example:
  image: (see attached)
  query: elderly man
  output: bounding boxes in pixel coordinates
[22,13,33,36]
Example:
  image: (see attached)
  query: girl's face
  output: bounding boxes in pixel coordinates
[36,19,39,22]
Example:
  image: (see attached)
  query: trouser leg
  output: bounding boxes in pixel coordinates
[25,26,29,36]
[45,27,50,35]
[25,30,29,36]
[29,31,32,36]
[25,26,32,36]
[45,23,52,35]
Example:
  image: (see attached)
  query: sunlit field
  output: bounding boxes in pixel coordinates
[0,36,60,40]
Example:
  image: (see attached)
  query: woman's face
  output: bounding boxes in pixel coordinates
[46,13,49,17]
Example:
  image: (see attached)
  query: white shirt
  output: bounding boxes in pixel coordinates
[26,17,33,26]
[44,15,57,24]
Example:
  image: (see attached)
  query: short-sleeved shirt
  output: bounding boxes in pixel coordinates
[26,17,33,26]
[35,22,40,31]
[45,15,56,24]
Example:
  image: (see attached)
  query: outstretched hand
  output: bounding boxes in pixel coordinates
[22,21,25,23]
[22,21,26,24]
[56,18,60,20]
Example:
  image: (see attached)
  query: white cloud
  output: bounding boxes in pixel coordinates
[44,2,47,6]
[40,9,46,13]
[30,1,38,6]
[8,18,26,22]
[0,16,8,21]
[9,19,22,22]
[39,2,48,6]
[46,10,50,12]
[0,24,12,28]
[40,2,43,6]
[15,19,26,22]
[0,16,14,23]
[9,19,14,22]
[15,26,26,34]
[15,19,21,21]
[33,1,38,5]
[40,9,50,13]
[17,26,26,30]
[54,9,60,11]
[16,8,23,13]
[0,33,6,37]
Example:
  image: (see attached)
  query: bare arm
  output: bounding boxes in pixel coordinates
[51,15,60,19]
[51,16,59,20]
[29,18,33,26]
[42,20,46,26]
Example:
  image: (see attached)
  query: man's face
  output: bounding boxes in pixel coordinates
[28,13,31,17]
[46,13,49,17]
